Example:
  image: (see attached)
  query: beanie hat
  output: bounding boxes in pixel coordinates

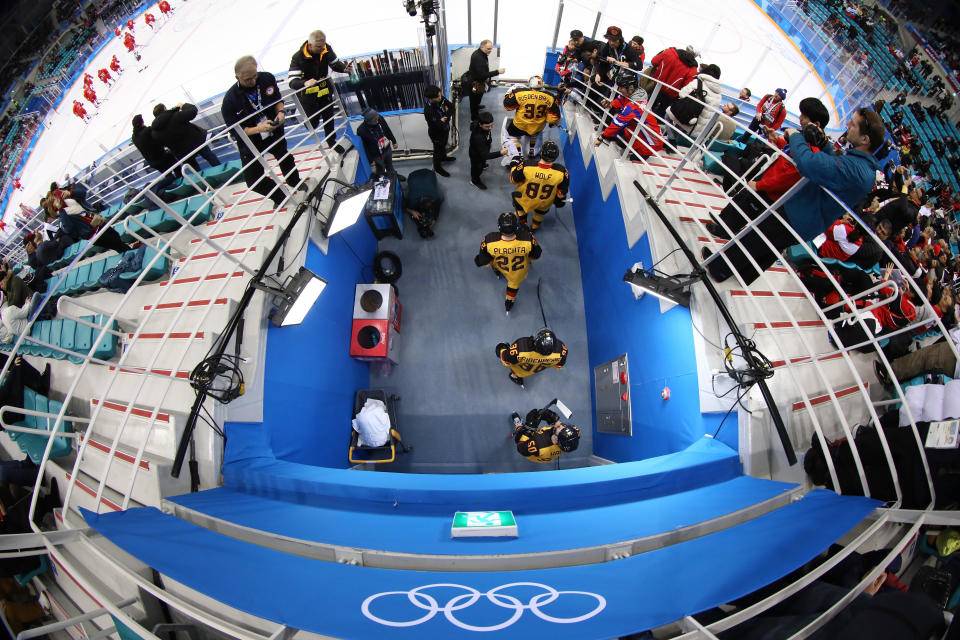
[603,26,622,40]
[362,108,379,124]
[775,88,787,99]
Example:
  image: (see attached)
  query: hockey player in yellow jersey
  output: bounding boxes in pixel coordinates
[510,141,569,231]
[511,407,580,463]
[474,212,542,313]
[495,328,567,387]
[502,76,561,162]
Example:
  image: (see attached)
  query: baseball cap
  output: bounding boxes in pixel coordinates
[604,26,622,39]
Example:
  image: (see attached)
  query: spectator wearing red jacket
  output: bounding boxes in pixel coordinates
[814,215,863,261]
[594,75,663,157]
[648,45,698,118]
[749,88,788,133]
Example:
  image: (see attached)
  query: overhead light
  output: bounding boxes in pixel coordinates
[264,267,327,327]
[324,185,372,237]
[623,266,701,308]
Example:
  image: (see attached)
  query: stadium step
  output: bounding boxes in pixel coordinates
[89,398,185,461]
[78,433,188,507]
[121,329,214,373]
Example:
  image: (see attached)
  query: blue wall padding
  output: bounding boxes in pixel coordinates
[220,436,739,512]
[82,490,879,639]
[224,219,375,469]
[169,475,795,555]
[563,139,727,461]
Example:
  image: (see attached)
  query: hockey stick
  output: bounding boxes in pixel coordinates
[536,277,548,328]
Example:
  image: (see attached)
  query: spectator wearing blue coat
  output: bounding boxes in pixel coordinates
[705,108,885,285]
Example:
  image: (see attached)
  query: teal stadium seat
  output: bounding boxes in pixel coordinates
[8,388,73,463]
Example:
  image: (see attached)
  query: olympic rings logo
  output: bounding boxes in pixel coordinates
[361,582,606,631]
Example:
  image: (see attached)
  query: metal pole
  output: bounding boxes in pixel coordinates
[639,0,657,33]
[701,22,721,59]
[492,0,499,47]
[467,0,472,45]
[551,0,565,50]
[742,45,772,90]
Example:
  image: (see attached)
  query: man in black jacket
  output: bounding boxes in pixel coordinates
[221,56,300,208]
[423,85,455,177]
[357,108,399,180]
[131,114,178,193]
[466,40,504,122]
[288,30,351,146]
[151,102,220,172]
[469,111,507,190]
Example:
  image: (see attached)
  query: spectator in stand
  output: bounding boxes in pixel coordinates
[22,234,59,290]
[629,36,645,65]
[667,62,723,144]
[647,45,698,118]
[595,74,663,157]
[45,193,130,255]
[704,107,885,285]
[739,87,752,101]
[593,26,641,102]
[748,88,787,133]
[131,114,178,195]
[151,103,220,172]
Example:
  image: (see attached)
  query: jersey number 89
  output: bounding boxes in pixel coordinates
[524,182,554,200]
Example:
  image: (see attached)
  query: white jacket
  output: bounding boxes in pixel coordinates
[669,73,724,140]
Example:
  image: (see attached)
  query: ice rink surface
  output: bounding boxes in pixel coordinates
[7,0,832,225]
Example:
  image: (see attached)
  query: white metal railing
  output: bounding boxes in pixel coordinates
[567,62,954,636]
[0,38,951,640]
[0,80,350,638]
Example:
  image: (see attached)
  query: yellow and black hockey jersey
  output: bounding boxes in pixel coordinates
[475,228,542,285]
[498,336,567,378]
[510,161,570,213]
[503,89,561,135]
[514,423,580,463]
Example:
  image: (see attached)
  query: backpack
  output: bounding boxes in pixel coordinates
[669,79,706,125]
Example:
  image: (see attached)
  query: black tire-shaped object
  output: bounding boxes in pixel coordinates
[373,250,402,284]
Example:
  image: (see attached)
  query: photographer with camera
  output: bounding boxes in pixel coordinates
[221,56,301,209]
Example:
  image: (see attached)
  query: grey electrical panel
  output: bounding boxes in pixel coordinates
[595,354,631,435]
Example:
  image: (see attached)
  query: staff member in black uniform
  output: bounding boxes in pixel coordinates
[469,111,508,190]
[511,407,580,463]
[423,85,455,177]
[221,56,301,209]
[466,40,505,122]
[288,30,351,147]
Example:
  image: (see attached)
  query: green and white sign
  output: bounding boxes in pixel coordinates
[451,511,518,538]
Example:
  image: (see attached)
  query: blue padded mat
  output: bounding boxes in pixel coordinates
[221,436,741,513]
[83,490,879,639]
[168,476,796,555]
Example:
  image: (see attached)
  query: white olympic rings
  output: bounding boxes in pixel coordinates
[361,581,606,631]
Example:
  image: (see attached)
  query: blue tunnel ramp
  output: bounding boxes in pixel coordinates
[83,489,879,639]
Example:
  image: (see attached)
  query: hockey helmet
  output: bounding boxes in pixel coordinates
[534,328,557,355]
[540,141,560,163]
[528,75,544,90]
[498,212,519,236]
[555,425,580,452]
[616,73,639,89]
